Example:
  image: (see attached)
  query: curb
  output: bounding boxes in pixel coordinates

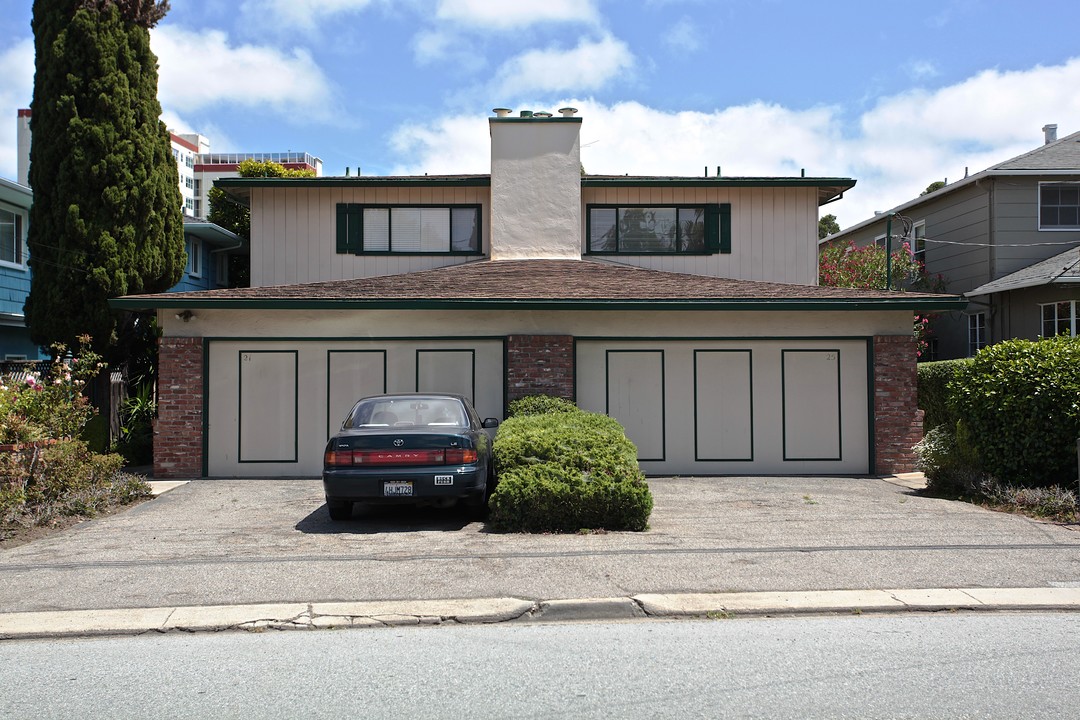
[3,588,1080,640]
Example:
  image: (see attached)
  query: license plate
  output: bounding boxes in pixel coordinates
[434,475,454,486]
[383,480,414,497]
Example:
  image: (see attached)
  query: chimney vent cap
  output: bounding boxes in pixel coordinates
[492,108,512,118]
[558,107,578,117]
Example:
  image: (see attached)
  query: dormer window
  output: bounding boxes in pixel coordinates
[336,204,481,254]
[586,204,730,255]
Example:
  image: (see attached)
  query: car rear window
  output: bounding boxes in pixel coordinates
[346,397,468,429]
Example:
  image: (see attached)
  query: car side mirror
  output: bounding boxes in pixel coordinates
[482,418,500,429]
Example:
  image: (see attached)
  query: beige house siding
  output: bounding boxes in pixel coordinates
[582,186,819,284]
[249,185,492,286]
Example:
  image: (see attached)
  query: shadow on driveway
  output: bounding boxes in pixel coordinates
[296,502,479,534]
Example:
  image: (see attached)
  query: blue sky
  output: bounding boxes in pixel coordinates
[2,0,1079,227]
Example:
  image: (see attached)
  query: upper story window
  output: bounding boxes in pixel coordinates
[912,221,926,264]
[586,204,730,254]
[336,204,481,255]
[1039,183,1080,230]
[968,312,987,356]
[0,207,25,268]
[1041,301,1077,337]
[185,237,202,277]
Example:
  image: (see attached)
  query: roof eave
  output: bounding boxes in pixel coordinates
[109,296,967,312]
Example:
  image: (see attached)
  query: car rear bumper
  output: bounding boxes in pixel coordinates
[322,465,486,503]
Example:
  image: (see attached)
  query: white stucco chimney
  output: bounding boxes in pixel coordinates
[1043,123,1058,145]
[16,109,31,186]
[488,108,582,260]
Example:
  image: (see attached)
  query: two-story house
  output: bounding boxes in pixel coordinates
[113,109,963,479]
[823,125,1080,359]
[0,177,34,360]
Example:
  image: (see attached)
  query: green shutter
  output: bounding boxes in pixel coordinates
[719,203,731,254]
[335,204,348,254]
[347,205,362,254]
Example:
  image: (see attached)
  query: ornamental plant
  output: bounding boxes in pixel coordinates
[819,239,946,357]
[0,336,103,445]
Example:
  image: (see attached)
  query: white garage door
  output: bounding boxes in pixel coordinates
[576,339,870,475]
[206,339,503,477]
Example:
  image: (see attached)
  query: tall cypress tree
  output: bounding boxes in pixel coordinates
[26,0,183,357]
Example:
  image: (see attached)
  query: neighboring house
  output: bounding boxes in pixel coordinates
[113,109,963,479]
[823,124,1080,360]
[173,216,246,292]
[0,177,35,360]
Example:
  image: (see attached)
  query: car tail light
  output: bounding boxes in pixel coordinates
[444,448,478,464]
[325,448,477,466]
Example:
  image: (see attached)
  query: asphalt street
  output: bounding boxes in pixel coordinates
[0,476,1078,613]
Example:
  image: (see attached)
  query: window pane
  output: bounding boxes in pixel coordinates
[1061,186,1080,206]
[1043,208,1059,226]
[589,208,617,251]
[618,208,677,252]
[390,208,422,252]
[0,209,15,264]
[364,209,389,251]
[419,208,450,252]
[1059,206,1079,227]
[1042,186,1060,205]
[678,208,705,252]
[450,208,478,251]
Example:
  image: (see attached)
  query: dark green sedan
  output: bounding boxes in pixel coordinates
[322,394,499,521]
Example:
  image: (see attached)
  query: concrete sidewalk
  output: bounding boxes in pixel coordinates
[1,475,1078,626]
[4,587,1080,640]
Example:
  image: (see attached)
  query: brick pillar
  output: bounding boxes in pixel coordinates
[873,334,924,474]
[505,335,575,404]
[154,336,204,478]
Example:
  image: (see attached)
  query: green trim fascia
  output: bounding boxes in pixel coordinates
[582,177,855,189]
[216,177,491,189]
[693,349,754,462]
[116,297,969,312]
[781,349,843,462]
[237,349,300,464]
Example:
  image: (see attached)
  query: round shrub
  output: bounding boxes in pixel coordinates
[506,394,579,418]
[489,408,653,532]
[949,335,1080,486]
[917,358,971,429]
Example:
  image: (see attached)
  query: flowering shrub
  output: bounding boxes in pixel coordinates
[819,240,946,357]
[0,337,103,444]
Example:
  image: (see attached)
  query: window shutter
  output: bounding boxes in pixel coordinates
[347,205,362,254]
[335,204,348,254]
[719,203,731,254]
[704,204,720,253]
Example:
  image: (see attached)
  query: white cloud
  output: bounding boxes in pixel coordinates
[387,57,1080,229]
[0,38,34,181]
[905,60,939,80]
[151,26,337,117]
[436,0,600,29]
[492,35,634,96]
[663,17,702,54]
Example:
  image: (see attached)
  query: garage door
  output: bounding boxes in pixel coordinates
[206,339,504,477]
[576,339,870,475]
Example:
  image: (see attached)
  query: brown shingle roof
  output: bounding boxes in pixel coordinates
[113,259,963,311]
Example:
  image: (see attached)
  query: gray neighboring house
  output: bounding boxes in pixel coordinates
[823,125,1080,360]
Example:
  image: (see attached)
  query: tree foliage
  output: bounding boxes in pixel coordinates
[26,0,184,357]
[818,213,839,240]
[921,180,946,195]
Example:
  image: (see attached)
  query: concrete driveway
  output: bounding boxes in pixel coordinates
[1,476,1078,613]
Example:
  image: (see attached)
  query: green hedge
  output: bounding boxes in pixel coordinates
[507,395,579,418]
[950,335,1080,486]
[917,359,971,429]
[489,401,653,532]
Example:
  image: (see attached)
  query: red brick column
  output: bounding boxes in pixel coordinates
[154,336,204,478]
[505,335,575,405]
[873,334,924,474]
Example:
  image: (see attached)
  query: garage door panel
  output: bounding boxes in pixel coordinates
[416,349,475,402]
[782,349,842,461]
[326,350,386,437]
[606,350,665,462]
[694,350,753,461]
[238,350,298,463]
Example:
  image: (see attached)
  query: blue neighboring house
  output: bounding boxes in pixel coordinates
[0,177,244,360]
